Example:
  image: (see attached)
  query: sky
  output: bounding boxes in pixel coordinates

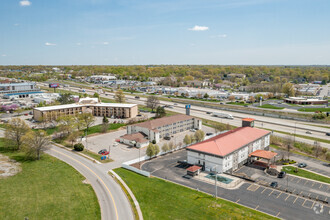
[0,0,330,65]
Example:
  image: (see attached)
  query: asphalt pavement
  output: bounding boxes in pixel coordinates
[47,145,134,220]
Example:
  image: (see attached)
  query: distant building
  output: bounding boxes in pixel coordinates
[3,91,44,99]
[33,97,138,121]
[0,82,39,95]
[284,97,328,105]
[186,118,271,173]
[123,114,202,144]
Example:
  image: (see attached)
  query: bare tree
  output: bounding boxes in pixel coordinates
[283,135,294,160]
[146,96,160,112]
[5,118,29,150]
[22,130,51,160]
[313,141,322,158]
[115,89,125,103]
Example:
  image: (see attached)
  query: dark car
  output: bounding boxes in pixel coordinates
[135,96,140,99]
[326,132,330,136]
[164,136,171,140]
[270,181,278,188]
[98,149,107,154]
[278,171,286,178]
[298,162,307,168]
[206,133,213,136]
[206,112,212,114]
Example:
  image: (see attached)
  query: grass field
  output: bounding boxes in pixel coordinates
[298,107,330,112]
[114,168,277,220]
[282,166,330,184]
[0,139,100,220]
[258,104,284,110]
[86,123,125,135]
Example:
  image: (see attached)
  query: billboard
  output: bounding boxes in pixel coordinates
[49,83,59,88]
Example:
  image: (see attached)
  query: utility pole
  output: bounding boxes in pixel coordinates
[139,147,141,169]
[85,129,88,150]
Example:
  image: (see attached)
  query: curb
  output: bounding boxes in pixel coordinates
[109,170,144,220]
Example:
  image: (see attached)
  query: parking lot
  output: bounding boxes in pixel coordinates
[141,150,330,220]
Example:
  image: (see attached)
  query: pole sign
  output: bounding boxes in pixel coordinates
[49,83,59,88]
[185,104,191,109]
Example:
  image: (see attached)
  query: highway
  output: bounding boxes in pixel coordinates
[47,144,134,220]
[38,82,330,148]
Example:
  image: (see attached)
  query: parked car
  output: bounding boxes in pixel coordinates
[270,181,278,188]
[326,132,330,136]
[306,131,312,134]
[190,129,196,132]
[101,151,109,155]
[174,103,178,105]
[298,162,307,168]
[164,136,171,140]
[278,171,286,178]
[206,133,213,136]
[206,112,212,114]
[135,96,140,99]
[98,149,107,154]
[168,106,174,109]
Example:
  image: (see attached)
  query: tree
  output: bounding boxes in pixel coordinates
[79,113,95,134]
[282,83,295,97]
[146,143,155,158]
[102,115,109,124]
[154,144,160,156]
[5,118,29,150]
[93,92,100,98]
[155,106,166,118]
[22,130,50,160]
[168,141,174,151]
[183,134,191,145]
[57,93,74,104]
[190,134,195,143]
[74,143,84,151]
[115,89,125,103]
[67,131,81,147]
[283,135,294,160]
[248,96,256,103]
[162,143,169,153]
[57,115,75,138]
[204,93,209,99]
[146,96,160,112]
[194,130,205,142]
[228,95,235,101]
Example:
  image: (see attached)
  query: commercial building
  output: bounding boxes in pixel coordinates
[3,91,44,99]
[33,97,138,121]
[186,118,271,173]
[0,82,39,95]
[123,114,202,145]
[284,97,328,105]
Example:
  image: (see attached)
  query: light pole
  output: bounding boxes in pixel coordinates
[212,165,218,199]
[85,129,88,150]
[108,145,110,159]
[139,147,141,169]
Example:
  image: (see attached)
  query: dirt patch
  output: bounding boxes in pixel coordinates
[0,154,21,178]
[82,179,90,184]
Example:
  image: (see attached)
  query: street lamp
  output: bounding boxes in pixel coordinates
[212,165,218,199]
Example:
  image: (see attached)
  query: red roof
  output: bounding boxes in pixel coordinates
[242,118,255,122]
[187,127,271,157]
[186,165,202,172]
[249,150,277,159]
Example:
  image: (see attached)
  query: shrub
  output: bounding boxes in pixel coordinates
[283,163,289,165]
[74,143,84,151]
[152,140,156,144]
[326,152,330,161]
[289,161,296,164]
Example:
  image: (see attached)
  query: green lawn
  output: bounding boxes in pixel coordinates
[86,123,125,135]
[282,166,330,184]
[298,107,330,112]
[258,104,284,110]
[0,139,100,220]
[114,168,277,220]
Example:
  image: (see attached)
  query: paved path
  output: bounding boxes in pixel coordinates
[47,145,134,220]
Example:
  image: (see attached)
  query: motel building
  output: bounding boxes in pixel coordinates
[186,118,274,174]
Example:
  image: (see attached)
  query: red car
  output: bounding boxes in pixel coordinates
[101,151,109,155]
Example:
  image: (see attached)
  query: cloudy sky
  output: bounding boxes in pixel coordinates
[0,0,329,65]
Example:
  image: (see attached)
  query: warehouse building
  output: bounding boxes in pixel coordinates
[0,82,39,95]
[284,97,328,105]
[33,97,138,121]
[122,114,202,145]
[186,118,271,173]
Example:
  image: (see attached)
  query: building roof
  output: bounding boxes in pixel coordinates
[186,165,202,172]
[132,114,194,130]
[4,91,43,96]
[242,118,255,122]
[120,132,148,143]
[34,102,137,111]
[249,150,277,160]
[187,127,271,157]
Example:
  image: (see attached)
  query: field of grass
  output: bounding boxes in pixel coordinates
[258,104,284,110]
[86,123,125,135]
[298,107,330,112]
[0,139,100,220]
[114,168,277,220]
[282,166,330,184]
[82,150,113,163]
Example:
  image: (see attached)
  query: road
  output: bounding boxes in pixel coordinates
[47,145,134,220]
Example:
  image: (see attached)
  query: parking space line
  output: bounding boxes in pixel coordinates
[308,193,311,198]
[319,184,323,189]
[276,192,282,199]
[304,180,308,185]
[302,199,307,207]
[312,182,315,187]
[297,178,301,184]
[285,194,291,201]
[247,184,260,192]
[276,212,280,217]
[255,205,259,210]
[292,189,296,193]
[293,197,299,204]
[261,188,267,194]
[311,201,315,209]
[268,189,274,196]
[236,199,240,203]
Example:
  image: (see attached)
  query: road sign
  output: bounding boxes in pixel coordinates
[185,104,191,109]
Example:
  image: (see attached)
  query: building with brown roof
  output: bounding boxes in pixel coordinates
[126,114,202,143]
[186,119,271,173]
[119,132,149,148]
